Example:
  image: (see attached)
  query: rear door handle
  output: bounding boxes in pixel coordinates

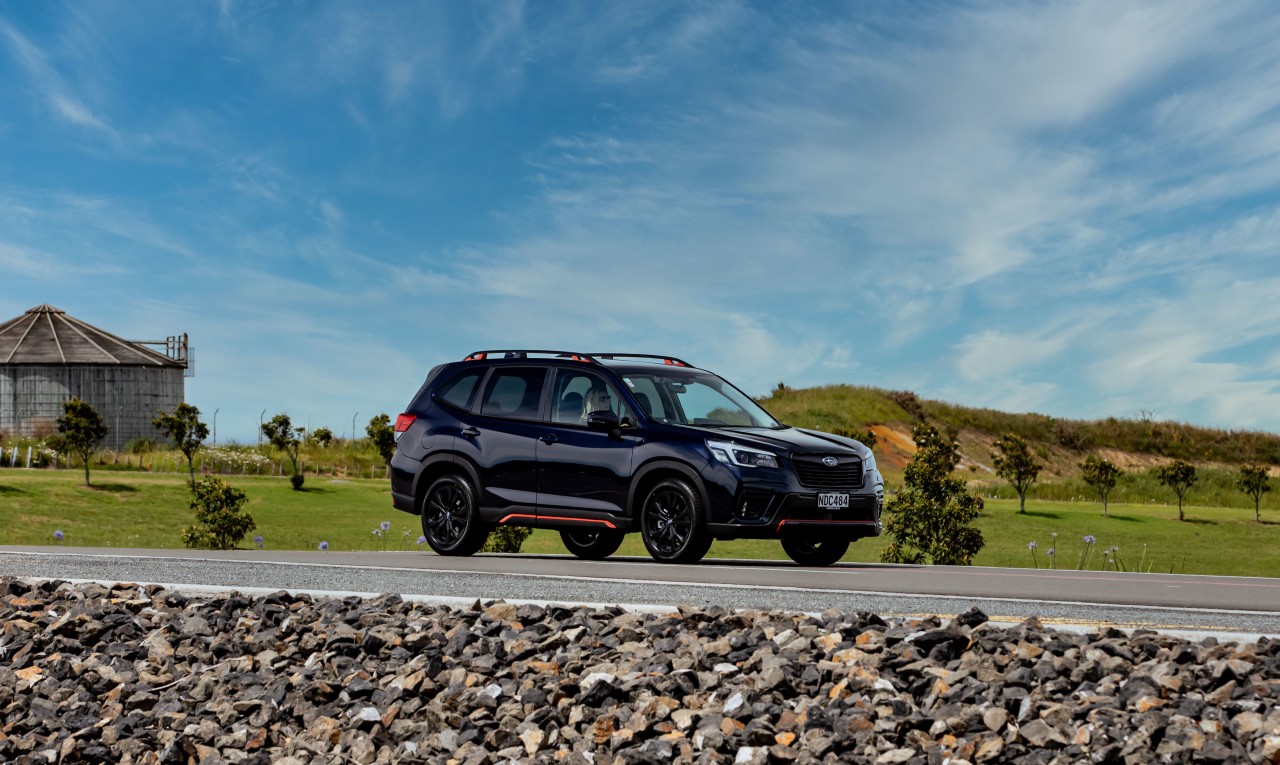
[539,434,558,444]
[461,427,480,438]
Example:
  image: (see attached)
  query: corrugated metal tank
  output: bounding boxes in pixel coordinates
[0,304,189,449]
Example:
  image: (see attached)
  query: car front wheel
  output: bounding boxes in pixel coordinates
[640,478,712,564]
[420,474,489,556]
[560,528,625,560]
[781,535,851,566]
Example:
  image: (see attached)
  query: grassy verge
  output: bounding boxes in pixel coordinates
[2,471,1276,577]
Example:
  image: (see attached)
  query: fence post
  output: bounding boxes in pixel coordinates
[26,446,32,469]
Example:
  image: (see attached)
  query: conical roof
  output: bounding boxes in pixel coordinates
[0,304,184,367]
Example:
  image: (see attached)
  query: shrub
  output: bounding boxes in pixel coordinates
[128,438,157,454]
[290,473,305,491]
[880,422,984,565]
[887,390,926,421]
[482,526,532,553]
[181,477,256,550]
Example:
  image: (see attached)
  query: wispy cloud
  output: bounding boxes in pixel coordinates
[0,17,114,136]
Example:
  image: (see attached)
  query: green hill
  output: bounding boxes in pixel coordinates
[760,384,1280,471]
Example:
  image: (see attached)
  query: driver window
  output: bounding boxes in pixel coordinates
[552,370,632,426]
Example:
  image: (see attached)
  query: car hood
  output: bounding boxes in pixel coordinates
[682,425,868,458]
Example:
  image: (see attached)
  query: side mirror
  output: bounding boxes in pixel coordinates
[586,410,621,435]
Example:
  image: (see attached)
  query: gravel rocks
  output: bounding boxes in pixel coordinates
[2,576,1279,764]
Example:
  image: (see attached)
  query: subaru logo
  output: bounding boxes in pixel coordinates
[822,456,839,467]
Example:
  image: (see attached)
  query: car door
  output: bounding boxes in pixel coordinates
[535,368,638,521]
[452,366,549,524]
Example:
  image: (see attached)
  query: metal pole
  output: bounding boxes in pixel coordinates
[213,408,219,445]
[259,409,266,446]
[352,412,359,444]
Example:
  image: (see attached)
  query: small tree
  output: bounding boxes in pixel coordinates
[992,433,1042,514]
[262,413,305,490]
[1080,454,1121,518]
[57,398,109,487]
[181,477,256,549]
[310,427,334,448]
[1156,460,1197,521]
[880,422,985,565]
[367,413,396,467]
[1237,464,1272,524]
[153,403,210,488]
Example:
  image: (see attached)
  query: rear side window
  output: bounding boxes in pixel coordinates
[479,368,547,419]
[434,369,485,410]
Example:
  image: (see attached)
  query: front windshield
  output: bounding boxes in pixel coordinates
[620,372,781,429]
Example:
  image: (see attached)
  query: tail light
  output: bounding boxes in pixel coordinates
[394,413,416,442]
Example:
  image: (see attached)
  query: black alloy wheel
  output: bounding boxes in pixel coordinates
[421,474,489,556]
[560,528,625,560]
[781,535,851,566]
[640,478,712,564]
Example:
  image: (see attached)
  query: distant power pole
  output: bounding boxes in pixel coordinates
[213,408,219,445]
[352,412,359,443]
[259,409,266,446]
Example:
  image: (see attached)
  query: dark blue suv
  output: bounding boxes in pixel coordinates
[390,351,883,566]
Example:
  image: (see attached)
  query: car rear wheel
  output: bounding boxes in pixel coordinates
[421,474,489,556]
[560,528,625,560]
[782,535,851,566]
[641,478,712,564]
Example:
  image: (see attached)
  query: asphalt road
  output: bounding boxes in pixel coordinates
[2,546,1278,638]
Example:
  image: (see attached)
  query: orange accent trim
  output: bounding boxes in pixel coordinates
[662,358,687,366]
[498,513,617,529]
[568,355,591,362]
[776,519,877,533]
[465,353,488,361]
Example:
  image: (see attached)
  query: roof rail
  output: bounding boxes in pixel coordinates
[462,350,596,362]
[588,353,696,368]
[461,350,698,368]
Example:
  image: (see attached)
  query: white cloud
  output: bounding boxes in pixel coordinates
[0,18,114,136]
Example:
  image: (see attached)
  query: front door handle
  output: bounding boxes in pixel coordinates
[461,427,480,438]
[539,434,558,444]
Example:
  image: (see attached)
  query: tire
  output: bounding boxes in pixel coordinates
[560,528,625,560]
[782,535,851,566]
[640,478,712,564]
[420,474,489,556]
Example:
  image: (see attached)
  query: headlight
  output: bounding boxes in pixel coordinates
[706,440,780,469]
[864,452,877,473]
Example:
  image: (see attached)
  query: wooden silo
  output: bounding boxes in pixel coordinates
[0,304,190,449]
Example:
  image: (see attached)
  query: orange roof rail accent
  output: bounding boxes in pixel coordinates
[464,352,488,361]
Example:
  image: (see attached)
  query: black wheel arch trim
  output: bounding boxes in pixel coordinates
[629,459,709,520]
[412,452,483,514]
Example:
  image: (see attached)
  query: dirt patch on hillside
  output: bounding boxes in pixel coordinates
[868,424,915,470]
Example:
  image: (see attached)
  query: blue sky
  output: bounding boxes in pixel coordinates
[4,1,1280,443]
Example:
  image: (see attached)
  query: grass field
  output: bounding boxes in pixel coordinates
[2,469,1276,577]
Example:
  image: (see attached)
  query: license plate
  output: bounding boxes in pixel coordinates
[818,493,850,510]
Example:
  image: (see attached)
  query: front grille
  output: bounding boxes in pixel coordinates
[791,454,864,489]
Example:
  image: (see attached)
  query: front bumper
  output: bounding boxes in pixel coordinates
[700,463,883,539]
